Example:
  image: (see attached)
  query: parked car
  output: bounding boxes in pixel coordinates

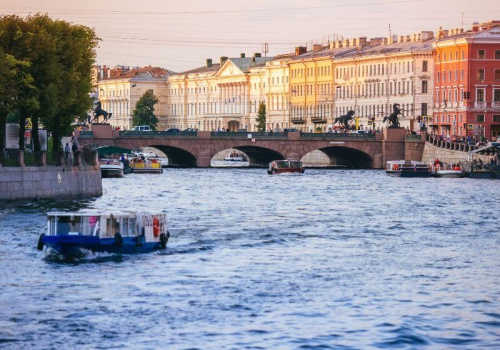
[165,128,181,134]
[182,128,197,132]
[130,125,151,132]
[283,128,299,132]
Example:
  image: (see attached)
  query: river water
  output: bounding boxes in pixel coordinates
[1,169,499,349]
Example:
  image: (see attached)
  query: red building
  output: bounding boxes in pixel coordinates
[433,21,500,140]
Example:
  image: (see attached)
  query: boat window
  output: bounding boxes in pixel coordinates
[122,218,129,236]
[105,217,120,237]
[290,162,301,168]
[128,218,137,235]
[49,217,57,235]
[56,216,72,234]
[81,216,99,236]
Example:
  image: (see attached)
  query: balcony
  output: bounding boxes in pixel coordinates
[310,116,328,124]
[474,101,487,109]
[492,102,500,109]
[291,117,306,125]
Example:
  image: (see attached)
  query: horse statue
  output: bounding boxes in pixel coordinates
[383,103,404,128]
[333,110,355,129]
[87,100,112,124]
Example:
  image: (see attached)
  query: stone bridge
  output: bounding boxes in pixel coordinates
[78,125,425,168]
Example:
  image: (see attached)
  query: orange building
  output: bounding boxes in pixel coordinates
[433,21,500,140]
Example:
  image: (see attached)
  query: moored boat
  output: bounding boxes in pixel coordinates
[224,151,246,162]
[99,158,124,178]
[267,160,305,175]
[398,161,431,177]
[430,163,464,178]
[386,160,421,175]
[129,157,163,173]
[37,210,170,255]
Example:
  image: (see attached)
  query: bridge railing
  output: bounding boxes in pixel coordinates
[405,134,423,142]
[79,131,94,138]
[299,132,376,140]
[211,131,288,139]
[119,130,198,137]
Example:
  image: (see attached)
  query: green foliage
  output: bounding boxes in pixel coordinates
[256,101,266,132]
[133,90,159,130]
[0,14,99,151]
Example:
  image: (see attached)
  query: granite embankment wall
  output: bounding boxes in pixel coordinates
[0,165,102,200]
[421,142,492,164]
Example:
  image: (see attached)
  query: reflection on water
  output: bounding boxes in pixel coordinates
[1,169,499,349]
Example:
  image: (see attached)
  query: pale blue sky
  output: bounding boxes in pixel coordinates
[1,0,499,72]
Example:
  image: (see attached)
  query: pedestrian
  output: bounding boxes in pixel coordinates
[71,141,78,155]
[64,143,70,160]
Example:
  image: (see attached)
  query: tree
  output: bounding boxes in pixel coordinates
[133,90,159,130]
[256,101,266,131]
[0,14,99,152]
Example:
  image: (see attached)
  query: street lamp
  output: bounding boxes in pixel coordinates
[332,85,341,129]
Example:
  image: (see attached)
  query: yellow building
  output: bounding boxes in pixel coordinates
[288,45,335,132]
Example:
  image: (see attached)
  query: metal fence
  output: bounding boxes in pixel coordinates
[0,150,20,167]
[211,131,288,139]
[299,132,376,140]
[24,151,44,166]
[119,130,197,137]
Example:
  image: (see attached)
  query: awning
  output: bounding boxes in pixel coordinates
[96,146,132,156]
[470,143,500,154]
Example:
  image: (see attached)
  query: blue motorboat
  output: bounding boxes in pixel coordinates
[37,210,170,255]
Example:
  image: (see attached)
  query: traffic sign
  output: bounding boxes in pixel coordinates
[25,118,32,129]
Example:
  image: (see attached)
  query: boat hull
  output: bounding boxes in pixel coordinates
[101,169,124,178]
[431,171,463,178]
[398,171,431,178]
[42,235,165,255]
[267,169,305,175]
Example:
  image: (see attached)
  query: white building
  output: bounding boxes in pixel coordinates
[97,66,173,130]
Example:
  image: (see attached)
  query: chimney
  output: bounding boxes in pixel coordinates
[382,38,388,45]
[253,52,262,58]
[392,35,398,44]
[421,31,433,41]
[206,59,212,68]
[358,37,368,48]
[472,22,480,32]
[240,53,245,58]
[370,37,383,46]
[342,39,350,47]
[294,46,307,56]
[220,56,228,66]
[312,44,322,52]
[351,38,357,47]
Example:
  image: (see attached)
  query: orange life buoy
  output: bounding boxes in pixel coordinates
[153,217,160,237]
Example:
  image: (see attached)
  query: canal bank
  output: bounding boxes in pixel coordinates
[0,150,102,200]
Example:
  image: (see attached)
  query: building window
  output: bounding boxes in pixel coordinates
[422,80,428,94]
[477,88,485,102]
[493,115,500,122]
[422,60,428,72]
[494,89,500,102]
[421,103,428,116]
[478,50,485,59]
[477,69,485,80]
[496,50,500,59]
[437,72,440,82]
[495,69,500,80]
[476,115,485,123]
[443,71,446,82]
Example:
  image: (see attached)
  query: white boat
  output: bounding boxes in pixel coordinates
[224,152,246,162]
[37,210,170,255]
[386,160,430,177]
[386,160,421,174]
[430,163,464,178]
[99,159,124,178]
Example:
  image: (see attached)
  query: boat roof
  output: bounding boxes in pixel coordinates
[46,210,165,217]
[97,145,133,156]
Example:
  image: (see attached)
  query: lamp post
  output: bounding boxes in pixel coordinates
[332,85,341,129]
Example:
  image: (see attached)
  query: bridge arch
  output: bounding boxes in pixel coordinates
[229,145,285,166]
[148,144,197,167]
[315,146,374,168]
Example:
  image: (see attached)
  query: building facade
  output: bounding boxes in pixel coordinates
[97,66,172,130]
[433,21,500,139]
